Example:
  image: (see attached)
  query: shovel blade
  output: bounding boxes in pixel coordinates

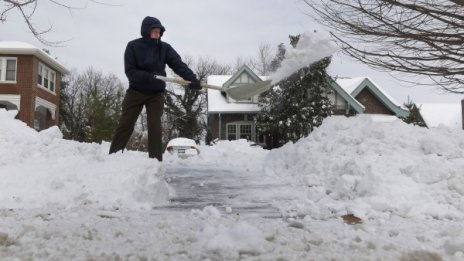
[225,80,272,100]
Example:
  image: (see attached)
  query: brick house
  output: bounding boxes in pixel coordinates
[0,41,69,131]
[207,66,409,146]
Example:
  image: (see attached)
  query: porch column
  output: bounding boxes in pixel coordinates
[219,113,222,140]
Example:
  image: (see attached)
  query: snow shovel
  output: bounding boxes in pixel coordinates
[154,75,272,100]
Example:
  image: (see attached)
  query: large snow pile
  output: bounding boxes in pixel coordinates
[2,110,464,260]
[264,115,464,220]
[0,109,169,210]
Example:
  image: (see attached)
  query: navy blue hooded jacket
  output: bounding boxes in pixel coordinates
[124,16,197,95]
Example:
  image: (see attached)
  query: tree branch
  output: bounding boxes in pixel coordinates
[305,0,464,93]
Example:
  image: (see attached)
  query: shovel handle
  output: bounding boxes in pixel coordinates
[154,75,222,91]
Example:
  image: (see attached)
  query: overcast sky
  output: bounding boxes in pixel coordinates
[1,0,461,103]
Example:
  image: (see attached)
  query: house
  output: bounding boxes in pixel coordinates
[418,101,464,130]
[207,66,408,145]
[207,65,266,144]
[335,77,409,118]
[0,41,69,131]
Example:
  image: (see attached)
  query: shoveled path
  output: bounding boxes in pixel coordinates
[153,166,291,218]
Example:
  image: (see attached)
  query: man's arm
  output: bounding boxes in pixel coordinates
[165,44,197,82]
[124,43,153,84]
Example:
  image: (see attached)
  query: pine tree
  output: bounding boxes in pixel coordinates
[401,97,427,127]
[257,36,334,148]
[269,43,286,73]
[85,88,124,143]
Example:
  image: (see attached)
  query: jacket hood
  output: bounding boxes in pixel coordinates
[141,16,166,38]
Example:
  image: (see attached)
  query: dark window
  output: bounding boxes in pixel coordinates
[5,59,16,81]
[239,124,252,140]
[49,72,55,92]
[227,125,236,140]
[38,64,43,85]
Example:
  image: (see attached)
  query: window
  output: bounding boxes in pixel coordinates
[227,124,236,140]
[44,68,49,88]
[6,60,16,81]
[226,122,254,141]
[38,63,56,93]
[238,73,249,83]
[0,57,17,82]
[49,71,55,92]
[38,64,43,85]
[239,124,252,139]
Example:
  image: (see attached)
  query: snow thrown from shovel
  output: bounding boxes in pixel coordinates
[268,31,339,84]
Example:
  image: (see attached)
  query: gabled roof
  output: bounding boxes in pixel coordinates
[418,103,462,130]
[222,65,262,88]
[208,65,268,113]
[335,77,365,94]
[207,67,406,117]
[336,77,408,117]
[207,75,364,114]
[327,77,365,114]
[207,75,263,114]
[0,41,69,74]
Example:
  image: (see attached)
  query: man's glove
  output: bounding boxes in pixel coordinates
[188,79,202,90]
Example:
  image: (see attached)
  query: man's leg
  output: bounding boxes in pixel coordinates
[145,91,165,161]
[109,90,144,154]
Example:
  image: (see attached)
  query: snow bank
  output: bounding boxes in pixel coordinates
[2,107,464,223]
[264,115,464,220]
[0,109,169,210]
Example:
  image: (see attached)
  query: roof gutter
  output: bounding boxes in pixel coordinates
[0,47,69,74]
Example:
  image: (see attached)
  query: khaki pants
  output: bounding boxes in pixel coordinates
[109,89,165,161]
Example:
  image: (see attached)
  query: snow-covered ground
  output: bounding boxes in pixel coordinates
[1,109,464,260]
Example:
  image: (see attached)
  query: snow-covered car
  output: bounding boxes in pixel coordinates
[165,137,200,158]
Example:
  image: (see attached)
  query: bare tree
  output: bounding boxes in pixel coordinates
[60,67,125,142]
[164,56,231,143]
[193,56,232,81]
[249,43,274,76]
[304,0,464,93]
[1,0,116,46]
[232,56,251,73]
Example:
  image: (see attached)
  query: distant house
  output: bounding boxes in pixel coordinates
[418,102,464,130]
[0,41,68,131]
[207,67,409,146]
[207,65,266,144]
[335,77,409,118]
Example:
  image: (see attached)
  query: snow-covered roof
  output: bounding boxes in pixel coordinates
[207,71,407,116]
[335,77,365,94]
[0,41,69,74]
[207,73,367,114]
[336,76,408,117]
[337,77,402,106]
[328,78,365,113]
[419,103,463,130]
[207,75,261,113]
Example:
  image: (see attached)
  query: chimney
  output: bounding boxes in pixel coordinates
[462,99,464,130]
